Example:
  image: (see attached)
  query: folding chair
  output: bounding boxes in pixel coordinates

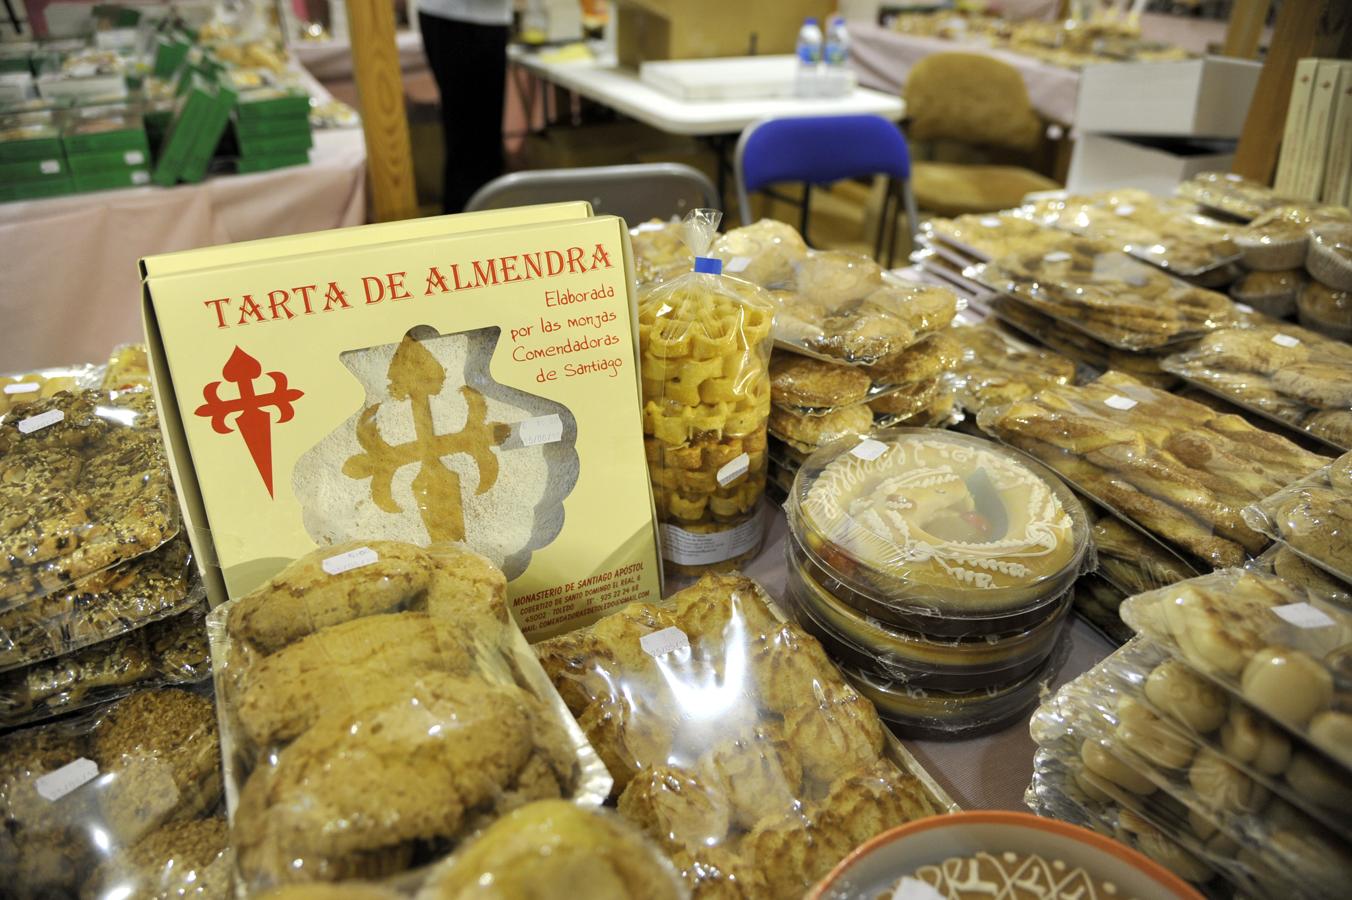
[734,114,918,267]
[464,162,719,224]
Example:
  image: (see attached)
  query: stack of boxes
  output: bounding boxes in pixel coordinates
[152,74,236,186]
[230,85,312,174]
[63,104,152,192]
[0,108,70,201]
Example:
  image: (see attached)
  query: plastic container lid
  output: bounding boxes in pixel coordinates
[786,428,1090,636]
[785,533,1070,690]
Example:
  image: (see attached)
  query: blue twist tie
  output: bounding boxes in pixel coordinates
[693,256,723,275]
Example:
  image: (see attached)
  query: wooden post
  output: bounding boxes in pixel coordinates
[345,0,418,221]
[1232,0,1352,183]
[1221,0,1271,60]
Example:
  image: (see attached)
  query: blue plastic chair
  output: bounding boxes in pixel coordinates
[734,114,918,267]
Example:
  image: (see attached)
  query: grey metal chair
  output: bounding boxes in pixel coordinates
[463,162,720,224]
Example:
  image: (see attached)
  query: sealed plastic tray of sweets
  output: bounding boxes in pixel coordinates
[1162,321,1352,452]
[0,685,228,900]
[630,218,693,288]
[976,371,1331,569]
[1229,267,1303,318]
[1072,574,1133,646]
[1034,673,1352,900]
[1306,222,1352,292]
[210,540,610,893]
[0,600,209,729]
[1090,511,1197,597]
[535,571,955,899]
[847,641,1062,740]
[785,428,1091,637]
[0,390,181,612]
[985,293,1112,377]
[768,401,874,455]
[0,534,198,673]
[1093,635,1352,836]
[1119,568,1352,771]
[965,241,1241,352]
[770,335,959,415]
[949,320,1077,414]
[785,544,1070,690]
[1233,204,1351,271]
[923,212,1068,264]
[1296,278,1352,341]
[0,363,101,415]
[416,800,687,899]
[1024,189,1241,278]
[640,209,774,576]
[1176,172,1290,223]
[1242,450,1352,586]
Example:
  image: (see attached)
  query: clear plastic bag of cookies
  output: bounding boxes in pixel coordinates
[923,212,1067,263]
[534,572,953,899]
[1305,222,1352,292]
[0,363,100,416]
[1176,172,1290,223]
[1241,450,1352,586]
[207,539,610,894]
[708,218,808,289]
[631,218,694,288]
[770,252,959,366]
[638,209,776,576]
[417,800,688,899]
[947,320,1076,414]
[1089,511,1197,598]
[1119,568,1352,773]
[0,599,210,729]
[975,371,1330,568]
[0,389,181,612]
[1160,322,1352,452]
[0,685,230,900]
[0,533,200,673]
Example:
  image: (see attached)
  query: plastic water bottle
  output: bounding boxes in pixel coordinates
[823,16,850,97]
[795,17,823,98]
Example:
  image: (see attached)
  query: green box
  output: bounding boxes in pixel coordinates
[152,80,213,186]
[0,175,73,201]
[72,167,150,192]
[61,107,149,155]
[180,83,237,183]
[232,115,311,141]
[153,36,191,79]
[0,118,63,163]
[236,129,312,157]
[66,146,150,173]
[0,155,65,181]
[234,87,310,121]
[235,151,308,174]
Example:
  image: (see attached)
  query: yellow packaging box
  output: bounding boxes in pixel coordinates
[142,203,661,639]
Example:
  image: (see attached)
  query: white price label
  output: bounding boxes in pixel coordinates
[321,546,378,575]
[1104,395,1137,411]
[892,878,946,900]
[39,159,60,174]
[660,512,763,566]
[716,452,750,487]
[1271,333,1301,348]
[1114,204,1136,216]
[851,438,888,461]
[725,256,753,274]
[518,414,563,447]
[1224,173,1243,182]
[1272,602,1337,630]
[35,758,98,801]
[1234,302,1254,314]
[18,409,63,433]
[640,626,690,658]
[979,216,1002,228]
[131,171,150,185]
[1043,251,1071,263]
[632,221,666,233]
[4,382,40,395]
[124,150,145,165]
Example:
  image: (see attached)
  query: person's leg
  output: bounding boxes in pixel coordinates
[418,12,465,214]
[441,22,510,213]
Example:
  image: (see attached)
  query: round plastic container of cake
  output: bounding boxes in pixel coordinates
[785,428,1091,638]
[844,646,1063,741]
[784,534,1071,691]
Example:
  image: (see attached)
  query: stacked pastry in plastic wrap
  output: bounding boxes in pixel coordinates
[536,571,952,898]
[778,428,1092,739]
[1027,557,1352,899]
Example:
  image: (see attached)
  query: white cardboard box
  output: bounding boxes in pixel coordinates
[1067,133,1235,196]
[1075,57,1262,138]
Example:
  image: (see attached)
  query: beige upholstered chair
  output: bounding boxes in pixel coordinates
[903,53,1060,216]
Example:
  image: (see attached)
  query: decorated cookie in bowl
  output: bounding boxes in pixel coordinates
[787,429,1089,635]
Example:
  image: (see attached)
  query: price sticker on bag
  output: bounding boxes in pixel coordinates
[1104,395,1137,411]
[1043,251,1071,263]
[852,438,888,461]
[36,758,99,801]
[1272,602,1337,630]
[1114,204,1136,217]
[518,414,563,447]
[1271,333,1301,348]
[716,452,750,486]
[40,159,60,175]
[18,409,63,433]
[4,382,40,395]
[725,256,753,274]
[322,546,379,575]
[640,626,690,658]
[979,216,1002,228]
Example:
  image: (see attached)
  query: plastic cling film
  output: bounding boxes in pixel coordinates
[208,540,610,893]
[1177,171,1290,223]
[534,572,950,899]
[640,209,775,574]
[947,320,1077,414]
[1242,450,1352,585]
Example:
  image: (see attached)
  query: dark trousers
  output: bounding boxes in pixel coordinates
[420,13,509,213]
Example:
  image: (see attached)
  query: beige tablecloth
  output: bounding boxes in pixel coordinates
[290,29,428,83]
[0,127,365,372]
[742,510,1113,812]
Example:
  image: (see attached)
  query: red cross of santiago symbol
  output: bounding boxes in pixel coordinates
[194,346,304,497]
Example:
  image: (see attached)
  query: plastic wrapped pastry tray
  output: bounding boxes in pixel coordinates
[1242,450,1352,586]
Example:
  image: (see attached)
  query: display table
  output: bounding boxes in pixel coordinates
[290,29,428,83]
[742,509,1114,812]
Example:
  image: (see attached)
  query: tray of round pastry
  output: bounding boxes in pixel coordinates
[1032,667,1352,900]
[1176,172,1289,223]
[207,540,612,894]
[844,641,1063,741]
[1118,568,1352,776]
[1305,222,1352,292]
[809,810,1206,900]
[784,531,1071,691]
[1233,204,1351,271]
[1295,278,1352,341]
[786,428,1091,637]
[1241,450,1352,588]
